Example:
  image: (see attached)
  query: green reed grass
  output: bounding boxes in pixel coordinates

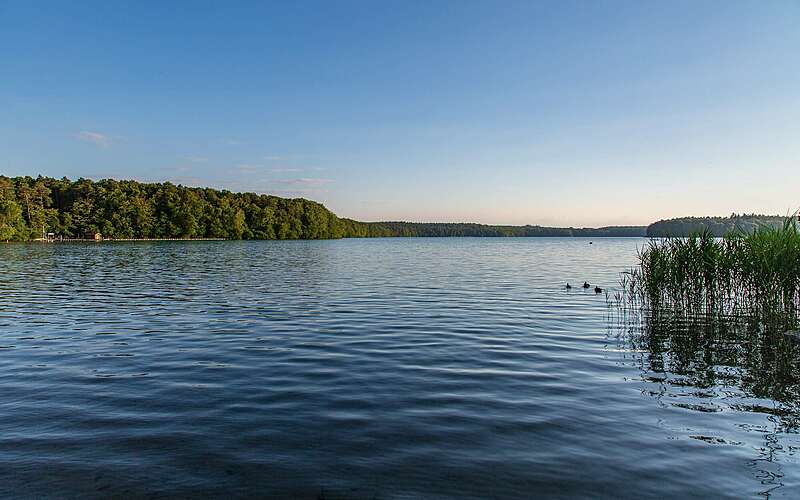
[621,218,800,324]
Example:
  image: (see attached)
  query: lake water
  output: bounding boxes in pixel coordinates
[0,238,798,498]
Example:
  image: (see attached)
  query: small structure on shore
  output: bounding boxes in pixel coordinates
[85,232,102,241]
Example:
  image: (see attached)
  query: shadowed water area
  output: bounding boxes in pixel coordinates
[0,238,798,498]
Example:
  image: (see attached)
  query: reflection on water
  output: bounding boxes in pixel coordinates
[0,239,799,498]
[612,311,800,496]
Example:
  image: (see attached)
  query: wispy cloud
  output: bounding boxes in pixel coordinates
[182,156,208,163]
[270,189,330,197]
[217,176,335,197]
[75,131,111,148]
[263,154,322,162]
[275,178,333,186]
[236,164,305,174]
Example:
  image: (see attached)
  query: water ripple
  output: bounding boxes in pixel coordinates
[0,239,798,498]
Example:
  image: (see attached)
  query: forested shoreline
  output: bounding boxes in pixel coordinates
[345,221,646,238]
[646,214,786,237]
[0,176,348,240]
[0,176,649,241]
[5,175,778,241]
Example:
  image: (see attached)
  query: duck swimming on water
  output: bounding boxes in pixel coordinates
[566,283,572,289]
[594,286,603,293]
[582,282,590,288]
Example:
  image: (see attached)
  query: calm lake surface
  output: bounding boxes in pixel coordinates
[1,238,798,498]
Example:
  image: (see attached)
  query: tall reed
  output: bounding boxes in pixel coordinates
[621,218,800,324]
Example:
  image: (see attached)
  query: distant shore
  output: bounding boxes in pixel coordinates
[30,237,227,243]
[1,176,784,241]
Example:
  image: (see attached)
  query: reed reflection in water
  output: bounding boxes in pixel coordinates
[611,310,800,496]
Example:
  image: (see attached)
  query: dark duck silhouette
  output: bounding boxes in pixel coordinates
[566,283,572,289]
[582,282,590,288]
[594,286,603,293]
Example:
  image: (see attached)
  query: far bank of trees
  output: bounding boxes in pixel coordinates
[342,221,646,238]
[0,176,345,241]
[1,175,649,241]
[646,214,786,237]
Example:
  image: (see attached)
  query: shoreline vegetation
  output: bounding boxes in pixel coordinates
[645,214,786,237]
[618,218,800,327]
[0,175,786,242]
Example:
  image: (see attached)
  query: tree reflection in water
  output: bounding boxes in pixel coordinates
[611,310,800,496]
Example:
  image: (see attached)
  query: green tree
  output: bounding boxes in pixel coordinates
[0,199,24,241]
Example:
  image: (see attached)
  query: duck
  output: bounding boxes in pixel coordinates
[582,282,590,288]
[594,286,603,294]
[566,283,572,289]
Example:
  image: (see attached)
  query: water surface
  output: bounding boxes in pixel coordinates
[0,238,798,498]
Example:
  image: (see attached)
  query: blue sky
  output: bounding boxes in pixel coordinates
[1,1,798,226]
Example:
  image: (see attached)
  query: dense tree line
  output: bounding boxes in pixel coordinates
[0,175,649,241]
[0,176,346,240]
[646,214,786,237]
[344,221,646,237]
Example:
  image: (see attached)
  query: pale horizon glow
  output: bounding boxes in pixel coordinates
[1,1,798,226]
